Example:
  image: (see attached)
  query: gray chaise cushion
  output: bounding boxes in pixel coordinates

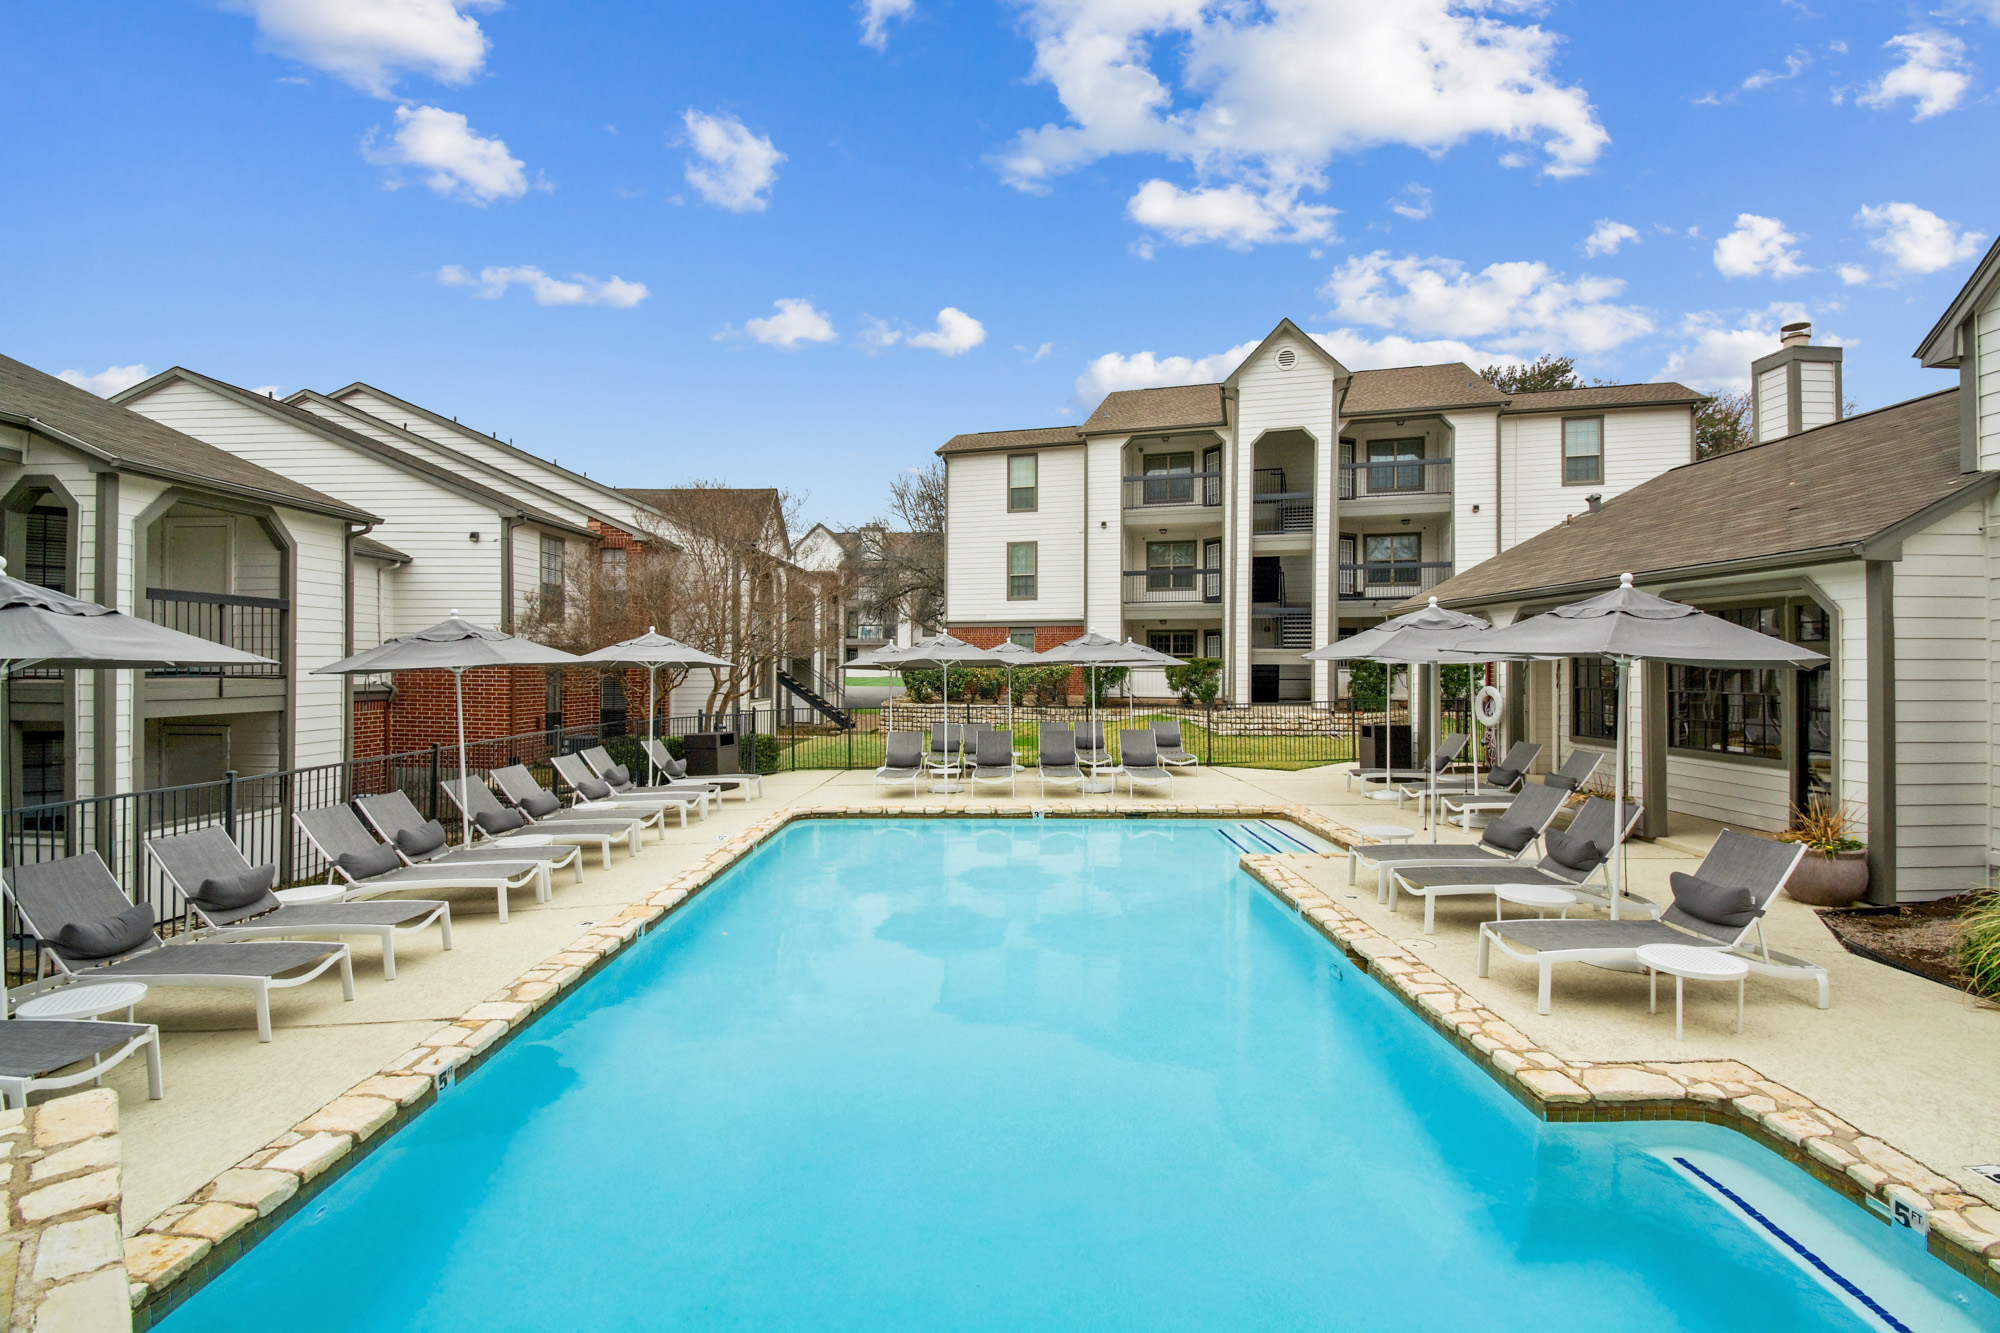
[604,763,631,787]
[394,821,448,857]
[475,808,529,836]
[575,777,613,800]
[337,843,402,881]
[1543,829,1604,874]
[55,903,156,961]
[195,864,278,912]
[519,790,561,818]
[1482,820,1536,854]
[1669,872,1758,928]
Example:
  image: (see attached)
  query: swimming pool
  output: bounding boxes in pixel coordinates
[162,818,1998,1331]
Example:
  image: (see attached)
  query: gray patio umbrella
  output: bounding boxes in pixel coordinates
[1474,573,1828,915]
[987,639,1042,740]
[1035,633,1183,792]
[0,561,277,863]
[315,613,581,845]
[575,628,733,785]
[1305,598,1496,835]
[869,634,1008,792]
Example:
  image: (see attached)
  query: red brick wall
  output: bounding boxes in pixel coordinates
[352,698,388,761]
[362,665,608,755]
[949,624,1086,695]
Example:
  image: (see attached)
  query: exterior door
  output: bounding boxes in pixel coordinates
[1201,538,1222,603]
[1201,445,1222,506]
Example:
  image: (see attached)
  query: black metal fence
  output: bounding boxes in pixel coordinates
[2,712,768,986]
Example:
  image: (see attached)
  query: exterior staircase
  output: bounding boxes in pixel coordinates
[778,667,854,729]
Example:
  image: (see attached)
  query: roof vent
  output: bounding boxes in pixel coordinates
[1585,493,1603,514]
[1780,321,1811,348]
[1275,347,1297,370]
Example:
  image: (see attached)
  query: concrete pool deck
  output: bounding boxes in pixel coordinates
[59,764,2000,1312]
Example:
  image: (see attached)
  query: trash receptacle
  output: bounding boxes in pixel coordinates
[1358,723,1413,771]
[684,729,739,776]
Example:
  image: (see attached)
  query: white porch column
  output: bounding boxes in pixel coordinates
[1311,430,1334,704]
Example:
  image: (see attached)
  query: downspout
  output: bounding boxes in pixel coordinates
[1222,386,1240,704]
[93,470,118,815]
[342,521,374,763]
[1493,409,1504,554]
[499,513,525,632]
[1864,559,1898,905]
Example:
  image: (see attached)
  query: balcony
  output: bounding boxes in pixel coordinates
[846,624,887,642]
[1337,562,1452,601]
[1123,570,1222,605]
[1251,492,1313,534]
[1251,607,1313,650]
[1339,456,1452,501]
[142,589,287,677]
[1122,472,1224,510]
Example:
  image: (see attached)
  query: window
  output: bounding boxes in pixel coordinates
[1145,540,1196,591]
[1202,630,1223,659]
[1571,659,1621,741]
[1149,630,1196,657]
[600,673,627,735]
[1365,437,1426,493]
[1141,451,1195,505]
[1008,455,1037,511]
[544,670,563,733]
[19,730,64,829]
[24,507,68,594]
[1362,533,1420,584]
[1007,542,1037,600]
[539,535,566,616]
[1668,604,1786,759]
[599,545,626,591]
[1008,627,1036,649]
[1563,417,1603,485]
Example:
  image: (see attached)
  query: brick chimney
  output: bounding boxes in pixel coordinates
[1751,322,1843,442]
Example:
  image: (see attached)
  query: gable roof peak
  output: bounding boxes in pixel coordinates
[1223,319,1349,385]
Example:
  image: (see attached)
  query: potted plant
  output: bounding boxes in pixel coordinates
[1777,797,1869,906]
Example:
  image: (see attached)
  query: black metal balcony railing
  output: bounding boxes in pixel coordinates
[1122,570,1223,604]
[1251,607,1314,650]
[1121,472,1224,509]
[1338,562,1453,600]
[1252,492,1313,534]
[143,588,287,677]
[1339,456,1453,500]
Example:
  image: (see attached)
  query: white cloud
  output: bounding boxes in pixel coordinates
[1388,184,1432,221]
[681,110,783,212]
[1074,342,1259,402]
[437,265,647,307]
[1309,329,1506,370]
[366,105,527,203]
[57,364,150,397]
[725,298,837,348]
[1742,50,1810,91]
[250,384,284,397]
[1855,202,1986,274]
[1712,213,1809,278]
[997,0,1605,245]
[224,0,497,97]
[906,308,987,356]
[1858,33,1970,120]
[1838,263,1872,285]
[1654,305,1830,392]
[1029,341,1053,362]
[1126,179,1336,247]
[1582,219,1639,257]
[858,0,914,50]
[1320,251,1653,354]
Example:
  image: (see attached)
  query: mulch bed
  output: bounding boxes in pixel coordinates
[1816,895,1991,998]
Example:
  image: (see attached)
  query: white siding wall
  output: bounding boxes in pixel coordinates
[1444,409,1499,569]
[1499,407,1694,551]
[1085,437,1124,635]
[1756,366,1790,442]
[1978,297,2000,470]
[944,446,1085,624]
[289,509,351,768]
[1233,341,1335,699]
[1894,509,1988,894]
[125,378,505,632]
[1799,361,1839,432]
[1663,754,1790,831]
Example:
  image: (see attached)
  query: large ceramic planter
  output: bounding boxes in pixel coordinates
[1783,848,1870,907]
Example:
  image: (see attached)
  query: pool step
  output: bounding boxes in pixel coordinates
[1216,821,1331,856]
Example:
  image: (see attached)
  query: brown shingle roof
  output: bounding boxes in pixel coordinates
[1343,363,1502,415]
[936,425,1083,457]
[353,535,411,564]
[1081,383,1229,435]
[0,355,375,522]
[1502,382,1706,413]
[1421,389,1986,609]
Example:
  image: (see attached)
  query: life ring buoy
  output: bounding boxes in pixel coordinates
[1473,685,1504,728]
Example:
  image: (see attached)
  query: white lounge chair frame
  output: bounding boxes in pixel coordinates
[1348,781,1570,903]
[550,754,703,824]
[1388,798,1643,934]
[442,776,640,868]
[294,806,546,925]
[0,1019,164,1109]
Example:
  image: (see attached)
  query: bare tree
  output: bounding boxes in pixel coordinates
[855,461,945,634]
[1695,390,1753,460]
[1477,354,1585,394]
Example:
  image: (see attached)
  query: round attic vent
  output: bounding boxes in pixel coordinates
[1276,347,1297,370]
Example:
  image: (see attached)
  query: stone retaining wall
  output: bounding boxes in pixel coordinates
[124,801,2000,1322]
[3,1088,131,1332]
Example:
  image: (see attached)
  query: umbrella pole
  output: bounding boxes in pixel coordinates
[453,666,472,847]
[1612,655,1627,921]
[646,664,658,787]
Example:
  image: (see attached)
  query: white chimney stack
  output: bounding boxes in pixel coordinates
[1752,322,1843,442]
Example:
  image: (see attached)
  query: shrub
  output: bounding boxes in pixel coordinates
[1777,796,1865,854]
[751,733,781,774]
[1959,891,2000,998]
[1165,657,1221,706]
[1348,661,1387,709]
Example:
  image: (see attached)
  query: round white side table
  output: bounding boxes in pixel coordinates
[1356,825,1416,844]
[276,884,346,906]
[1493,882,1577,919]
[17,982,149,1023]
[1636,943,1749,1040]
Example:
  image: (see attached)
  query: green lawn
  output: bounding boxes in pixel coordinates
[771,712,1356,772]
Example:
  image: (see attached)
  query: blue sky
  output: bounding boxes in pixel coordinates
[2,1,1993,527]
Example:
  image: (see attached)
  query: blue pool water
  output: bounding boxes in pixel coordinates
[163,819,1998,1331]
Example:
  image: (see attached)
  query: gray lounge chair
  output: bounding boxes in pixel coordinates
[874,732,925,796]
[1117,728,1173,797]
[640,738,761,799]
[551,753,705,824]
[1151,720,1199,767]
[1038,725,1084,796]
[1347,731,1470,792]
[354,791,586,886]
[1074,721,1110,769]
[491,764,672,841]
[580,745,733,804]
[4,853,354,1042]
[926,725,964,777]
[1347,781,1569,903]
[1479,830,1825,1013]
[1539,750,1603,791]
[441,776,641,868]
[294,805,546,924]
[0,1018,163,1109]
[147,827,452,980]
[1388,797,1643,933]
[1398,740,1542,806]
[969,730,1017,796]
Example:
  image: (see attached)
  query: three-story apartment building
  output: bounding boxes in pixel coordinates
[941,320,1704,702]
